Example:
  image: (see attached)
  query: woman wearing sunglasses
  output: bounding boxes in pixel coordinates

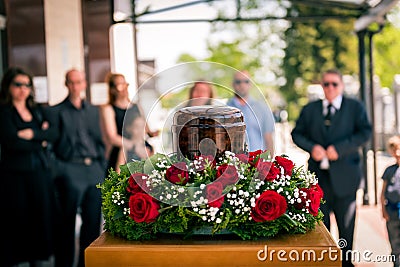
[0,67,58,266]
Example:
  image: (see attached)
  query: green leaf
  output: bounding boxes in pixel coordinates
[126,160,145,174]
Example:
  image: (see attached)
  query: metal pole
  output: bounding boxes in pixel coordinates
[132,0,140,89]
[394,76,400,134]
[368,30,379,205]
[357,30,370,205]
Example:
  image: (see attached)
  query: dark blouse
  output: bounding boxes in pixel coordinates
[107,104,140,170]
[0,104,58,171]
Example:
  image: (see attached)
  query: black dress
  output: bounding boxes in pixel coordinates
[106,104,140,171]
[0,104,58,266]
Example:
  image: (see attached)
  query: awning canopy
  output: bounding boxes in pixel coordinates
[126,0,399,32]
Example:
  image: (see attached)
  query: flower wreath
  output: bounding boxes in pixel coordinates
[99,150,324,240]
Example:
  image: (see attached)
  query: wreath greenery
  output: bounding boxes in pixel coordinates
[99,150,324,240]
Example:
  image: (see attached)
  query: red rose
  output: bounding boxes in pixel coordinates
[275,156,294,176]
[251,190,287,222]
[268,163,281,181]
[216,164,239,186]
[206,182,225,208]
[128,192,160,223]
[248,150,264,166]
[257,161,280,181]
[166,162,189,185]
[127,173,149,194]
[295,185,323,216]
[294,188,308,210]
[308,184,324,216]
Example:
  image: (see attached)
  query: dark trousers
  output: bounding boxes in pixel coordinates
[54,160,105,267]
[319,172,356,267]
[386,209,400,267]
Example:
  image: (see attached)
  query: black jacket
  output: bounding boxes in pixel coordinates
[48,97,105,163]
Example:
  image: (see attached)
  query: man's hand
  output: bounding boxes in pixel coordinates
[326,145,339,161]
[311,144,326,161]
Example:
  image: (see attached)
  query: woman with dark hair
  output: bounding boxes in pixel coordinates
[0,67,58,266]
[186,80,215,107]
[100,72,156,173]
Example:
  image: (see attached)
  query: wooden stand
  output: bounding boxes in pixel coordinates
[85,223,340,266]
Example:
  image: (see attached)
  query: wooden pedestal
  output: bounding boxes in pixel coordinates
[85,223,340,266]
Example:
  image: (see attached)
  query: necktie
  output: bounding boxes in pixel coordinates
[324,104,333,128]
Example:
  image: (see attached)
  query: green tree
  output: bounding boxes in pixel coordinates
[374,23,400,89]
[281,3,360,120]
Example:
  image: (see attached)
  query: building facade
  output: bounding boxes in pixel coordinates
[0,0,142,105]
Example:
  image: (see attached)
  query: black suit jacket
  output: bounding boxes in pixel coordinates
[291,96,372,197]
[48,97,105,163]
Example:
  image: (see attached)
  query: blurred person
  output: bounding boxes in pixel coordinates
[100,72,157,172]
[123,110,154,162]
[50,69,106,267]
[226,70,275,155]
[0,67,58,266]
[186,80,215,107]
[381,135,400,267]
[291,69,372,267]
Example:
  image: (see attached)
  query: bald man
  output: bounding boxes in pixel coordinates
[50,69,106,267]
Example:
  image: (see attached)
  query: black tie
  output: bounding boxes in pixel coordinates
[324,104,333,128]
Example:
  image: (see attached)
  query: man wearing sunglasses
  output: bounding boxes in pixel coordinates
[291,69,372,267]
[227,70,275,155]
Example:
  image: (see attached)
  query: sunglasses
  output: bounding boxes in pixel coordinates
[322,82,339,88]
[12,81,32,88]
[234,79,250,85]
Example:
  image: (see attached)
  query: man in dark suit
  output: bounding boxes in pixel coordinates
[51,69,106,267]
[291,69,372,267]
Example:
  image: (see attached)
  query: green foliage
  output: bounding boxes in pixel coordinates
[374,23,400,89]
[160,85,190,110]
